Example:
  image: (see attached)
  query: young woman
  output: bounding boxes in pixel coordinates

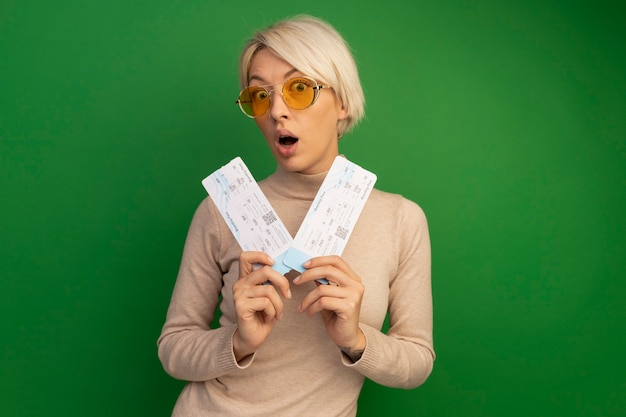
[158,15,434,417]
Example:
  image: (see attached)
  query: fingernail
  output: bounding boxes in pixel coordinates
[303,260,311,267]
[293,275,301,283]
[287,289,292,299]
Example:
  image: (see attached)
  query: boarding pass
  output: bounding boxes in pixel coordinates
[202,156,377,279]
[202,157,293,274]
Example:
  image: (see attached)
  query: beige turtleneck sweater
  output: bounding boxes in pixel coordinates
[157,166,434,417]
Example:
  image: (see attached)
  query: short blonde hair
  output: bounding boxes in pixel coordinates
[238,15,365,137]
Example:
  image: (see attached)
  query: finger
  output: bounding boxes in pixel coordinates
[242,297,278,321]
[302,293,357,317]
[239,252,292,299]
[239,285,285,319]
[295,264,344,286]
[261,267,292,299]
[298,256,360,285]
[237,266,292,300]
[304,255,352,273]
[297,284,345,313]
[304,296,346,316]
[239,251,274,277]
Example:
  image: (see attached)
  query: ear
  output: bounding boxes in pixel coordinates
[336,99,349,121]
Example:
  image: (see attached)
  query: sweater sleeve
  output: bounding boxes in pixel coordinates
[348,198,435,389]
[157,198,248,382]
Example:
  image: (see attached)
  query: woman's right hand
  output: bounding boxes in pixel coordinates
[232,251,292,361]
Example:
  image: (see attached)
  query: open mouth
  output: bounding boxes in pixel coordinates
[279,136,299,146]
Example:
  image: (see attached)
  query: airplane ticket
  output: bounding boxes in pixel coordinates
[283,156,377,273]
[201,157,293,274]
[201,156,377,282]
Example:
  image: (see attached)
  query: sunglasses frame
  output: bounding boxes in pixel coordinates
[236,76,331,118]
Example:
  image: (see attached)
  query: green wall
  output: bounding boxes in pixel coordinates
[1,1,624,415]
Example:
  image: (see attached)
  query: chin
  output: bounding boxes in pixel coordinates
[278,161,304,172]
[274,158,310,174]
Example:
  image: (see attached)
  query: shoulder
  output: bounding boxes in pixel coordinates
[367,188,428,224]
[192,196,220,221]
[187,196,229,238]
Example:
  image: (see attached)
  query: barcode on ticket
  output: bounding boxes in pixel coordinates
[262,211,277,226]
[335,225,349,240]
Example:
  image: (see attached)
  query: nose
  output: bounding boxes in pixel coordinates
[268,88,290,120]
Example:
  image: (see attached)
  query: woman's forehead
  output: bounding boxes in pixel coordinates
[248,50,302,84]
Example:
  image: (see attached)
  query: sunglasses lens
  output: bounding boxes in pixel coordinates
[283,78,316,109]
[238,86,270,117]
[237,78,320,117]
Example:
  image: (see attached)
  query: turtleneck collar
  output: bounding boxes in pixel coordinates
[262,165,329,202]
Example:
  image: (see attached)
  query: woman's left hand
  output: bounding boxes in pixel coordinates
[294,255,366,353]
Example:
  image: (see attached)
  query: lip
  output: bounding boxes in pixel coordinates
[276,128,298,142]
[275,128,299,157]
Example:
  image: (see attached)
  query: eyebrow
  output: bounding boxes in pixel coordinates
[248,68,301,85]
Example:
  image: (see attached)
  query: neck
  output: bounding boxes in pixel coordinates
[263,164,329,201]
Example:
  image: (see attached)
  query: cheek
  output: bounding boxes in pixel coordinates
[317,96,346,126]
[254,119,273,140]
[314,107,343,133]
